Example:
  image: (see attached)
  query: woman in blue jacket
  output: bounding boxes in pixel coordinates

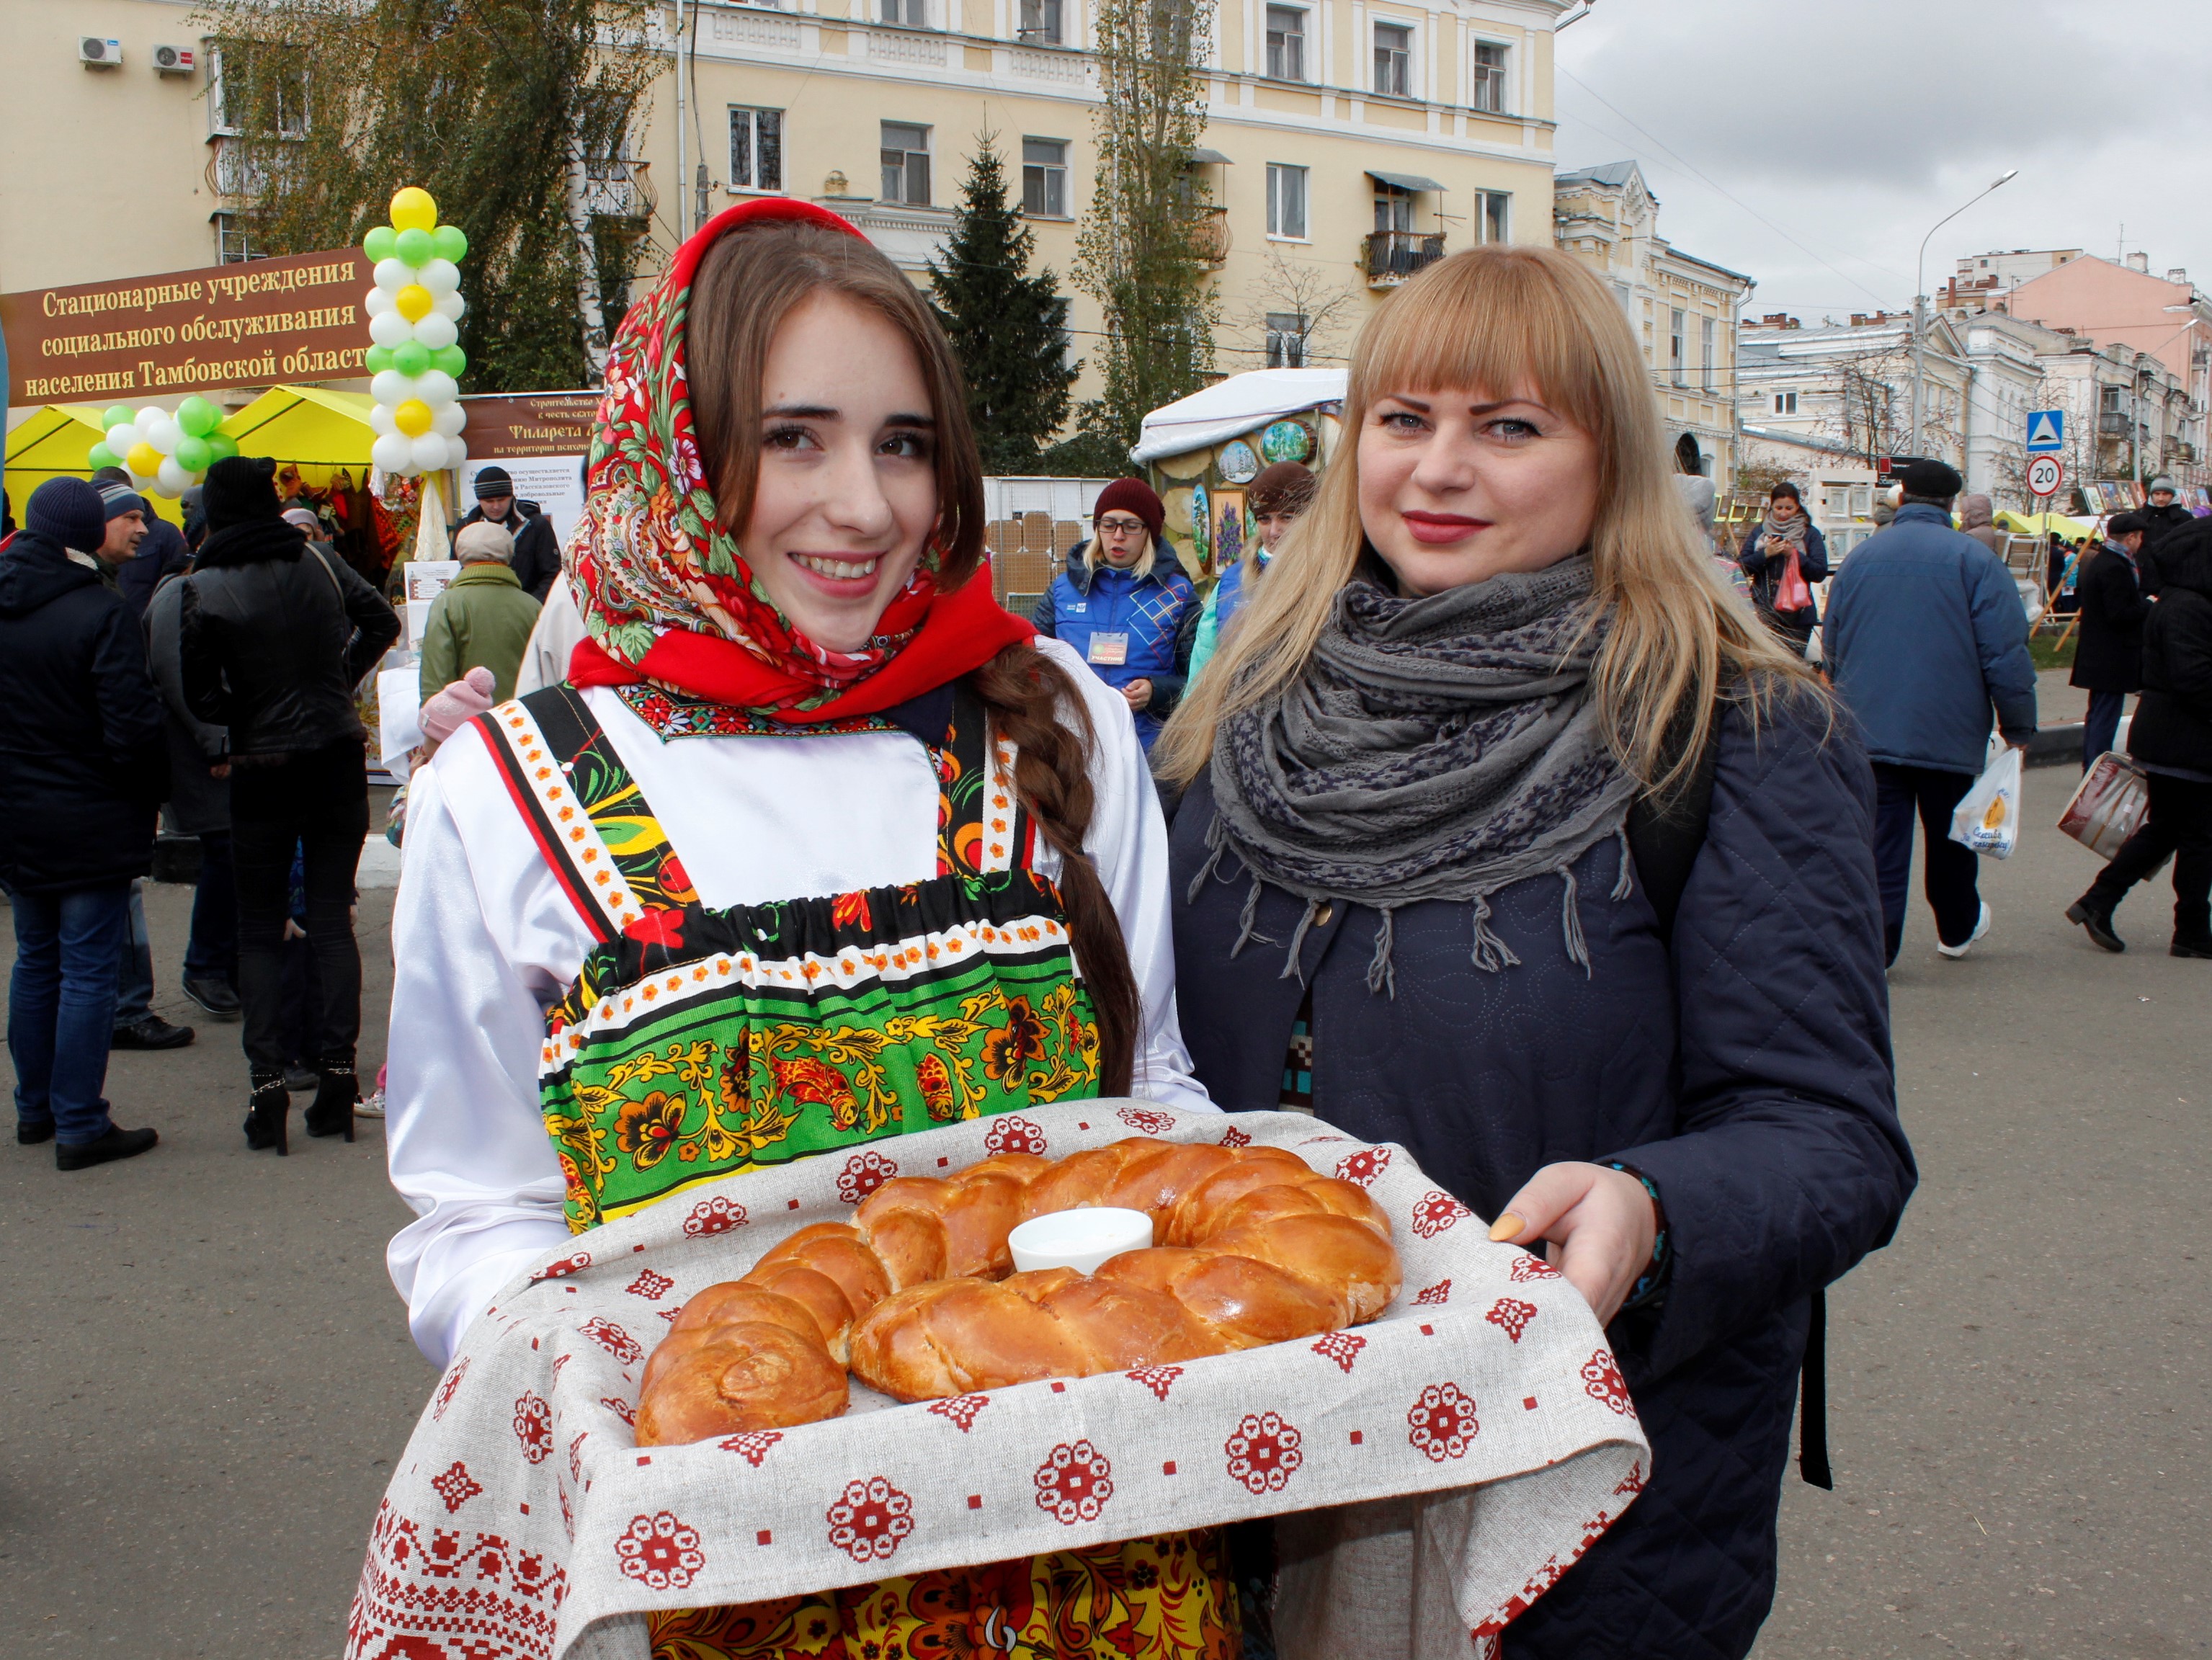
[1186,460,1314,684]
[1033,477,1196,749]
[1154,246,1913,1659]
[1738,481,1829,652]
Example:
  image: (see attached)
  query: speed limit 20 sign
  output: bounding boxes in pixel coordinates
[2026,455,2064,498]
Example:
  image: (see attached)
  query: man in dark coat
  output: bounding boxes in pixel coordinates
[93,467,190,618]
[2135,476,2196,596]
[451,465,562,602]
[0,479,169,1170]
[2068,518,2212,958]
[2071,511,2152,768]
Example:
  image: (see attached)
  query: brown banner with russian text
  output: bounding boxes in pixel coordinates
[457,391,602,460]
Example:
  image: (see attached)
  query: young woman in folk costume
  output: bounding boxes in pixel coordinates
[382,199,1231,1656]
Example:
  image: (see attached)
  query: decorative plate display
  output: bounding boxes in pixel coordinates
[1217,439,1260,483]
[1261,421,1312,463]
[1190,483,1210,569]
[1156,447,1210,481]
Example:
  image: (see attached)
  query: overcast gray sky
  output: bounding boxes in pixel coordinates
[1552,0,2212,322]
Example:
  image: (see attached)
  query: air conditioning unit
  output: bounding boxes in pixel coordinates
[80,36,123,68]
[152,44,195,75]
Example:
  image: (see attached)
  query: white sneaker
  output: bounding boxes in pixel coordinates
[1936,902,1992,959]
[355,1089,387,1120]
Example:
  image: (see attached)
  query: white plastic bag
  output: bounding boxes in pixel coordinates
[1949,744,2023,858]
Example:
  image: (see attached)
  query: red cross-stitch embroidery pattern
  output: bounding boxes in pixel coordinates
[719,1430,783,1466]
[626,1269,674,1300]
[826,1476,914,1563]
[1334,1147,1391,1187]
[1582,1350,1633,1416]
[600,1396,635,1427]
[1411,1190,1472,1239]
[983,1115,1047,1156]
[1218,1126,1252,1147]
[1125,1365,1184,1402]
[1035,1441,1115,1525]
[927,1393,989,1432]
[615,1510,704,1590]
[1413,1279,1453,1306]
[1486,1298,1538,1344]
[532,1251,592,1283]
[568,1432,589,1486]
[513,1393,553,1464]
[1311,1331,1367,1374]
[1509,1254,1561,1283]
[346,1500,566,1660]
[1407,1383,1479,1462]
[837,1149,898,1204]
[1115,1107,1176,1135]
[579,1318,642,1364]
[682,1195,748,1236]
[1223,1412,1303,1495]
[432,1356,471,1422]
[1473,1485,1643,1638]
[431,1460,485,1513]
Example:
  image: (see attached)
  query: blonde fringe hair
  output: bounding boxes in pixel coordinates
[1153,244,1820,793]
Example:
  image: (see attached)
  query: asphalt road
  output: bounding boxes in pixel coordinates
[1,760,2206,1658]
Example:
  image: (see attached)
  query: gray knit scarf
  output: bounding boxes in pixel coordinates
[1190,553,1640,990]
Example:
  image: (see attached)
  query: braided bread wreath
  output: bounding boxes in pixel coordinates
[636,1138,1402,1444]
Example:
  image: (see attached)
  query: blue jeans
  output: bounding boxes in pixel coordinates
[184,831,237,985]
[114,878,153,1027]
[2082,690,2126,772]
[9,883,130,1144]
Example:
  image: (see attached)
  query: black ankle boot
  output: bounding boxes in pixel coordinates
[2066,896,2126,952]
[244,1071,289,1155]
[305,1061,357,1142]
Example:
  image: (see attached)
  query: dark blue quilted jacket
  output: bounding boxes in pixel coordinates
[1171,695,1914,1659]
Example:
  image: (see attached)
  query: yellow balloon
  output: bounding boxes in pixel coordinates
[126,442,163,476]
[393,398,434,437]
[395,284,434,322]
[390,187,438,233]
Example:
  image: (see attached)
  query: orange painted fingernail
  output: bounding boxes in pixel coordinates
[1489,1213,1524,1242]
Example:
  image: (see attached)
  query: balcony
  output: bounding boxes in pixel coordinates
[580,158,651,222]
[1365,230,1445,287]
[2097,411,2133,437]
[1192,205,1229,267]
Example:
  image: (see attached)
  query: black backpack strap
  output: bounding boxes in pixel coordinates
[1625,695,1723,945]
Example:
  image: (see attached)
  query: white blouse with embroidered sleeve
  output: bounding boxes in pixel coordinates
[383,637,1215,1367]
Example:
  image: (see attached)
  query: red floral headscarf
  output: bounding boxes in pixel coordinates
[566,198,1029,721]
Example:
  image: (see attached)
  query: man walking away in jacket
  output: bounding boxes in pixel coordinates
[452,466,562,602]
[419,521,542,703]
[1824,459,2038,965]
[2072,512,2152,769]
[0,480,169,1170]
[2066,518,2212,958]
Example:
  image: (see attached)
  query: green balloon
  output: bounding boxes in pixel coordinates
[432,344,467,378]
[102,405,136,431]
[205,433,238,463]
[393,340,431,378]
[394,226,435,267]
[87,442,120,472]
[432,223,468,264]
[364,344,396,375]
[176,394,220,437]
[364,225,398,263]
[174,434,213,472]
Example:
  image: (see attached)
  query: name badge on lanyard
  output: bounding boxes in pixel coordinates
[1087,631,1130,667]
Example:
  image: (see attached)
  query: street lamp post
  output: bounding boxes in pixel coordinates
[1910,169,2018,460]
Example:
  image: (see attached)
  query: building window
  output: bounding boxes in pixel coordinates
[1266,164,1308,240]
[1373,22,1412,97]
[1471,41,1507,112]
[1018,0,1061,43]
[207,40,308,138]
[729,107,784,193]
[879,0,927,25]
[210,210,267,264]
[1266,313,1308,369]
[1773,391,1798,415]
[1700,316,1716,392]
[1479,190,1509,244]
[1373,182,1414,233]
[1022,138,1068,218]
[1669,308,1686,385]
[1265,6,1306,82]
[880,122,931,205]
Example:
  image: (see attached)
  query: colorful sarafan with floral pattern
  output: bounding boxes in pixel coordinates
[476,683,1102,1233]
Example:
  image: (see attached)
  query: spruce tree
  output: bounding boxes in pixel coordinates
[929,137,1082,475]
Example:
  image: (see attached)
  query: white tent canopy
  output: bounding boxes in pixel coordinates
[1131,367,1346,465]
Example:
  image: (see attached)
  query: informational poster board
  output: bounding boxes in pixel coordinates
[403,559,461,650]
[457,391,599,549]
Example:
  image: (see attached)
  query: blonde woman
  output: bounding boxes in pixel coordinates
[1155,246,1914,1659]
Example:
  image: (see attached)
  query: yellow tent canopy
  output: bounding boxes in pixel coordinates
[219,385,380,485]
[1997,509,2098,540]
[3,403,187,525]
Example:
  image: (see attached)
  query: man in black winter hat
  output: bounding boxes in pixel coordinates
[451,464,562,601]
[0,478,169,1170]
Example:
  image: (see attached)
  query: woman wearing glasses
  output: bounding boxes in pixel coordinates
[1033,478,1198,751]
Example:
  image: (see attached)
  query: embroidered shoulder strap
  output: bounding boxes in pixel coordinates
[937,679,1035,878]
[473,687,700,942]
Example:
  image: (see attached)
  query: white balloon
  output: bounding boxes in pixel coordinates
[149,417,184,454]
[368,402,397,437]
[365,286,394,318]
[417,370,458,407]
[369,370,409,406]
[156,457,195,496]
[432,291,466,321]
[128,470,160,494]
[418,259,460,296]
[410,433,450,472]
[374,257,413,293]
[433,401,466,437]
[445,436,466,469]
[371,432,415,474]
[369,308,414,350]
[106,422,138,454]
[135,405,166,433]
[412,311,458,351]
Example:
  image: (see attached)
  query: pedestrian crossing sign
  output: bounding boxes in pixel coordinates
[2025,409,2065,453]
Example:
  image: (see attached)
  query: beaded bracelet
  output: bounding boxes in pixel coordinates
[1605,1161,1672,1311]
